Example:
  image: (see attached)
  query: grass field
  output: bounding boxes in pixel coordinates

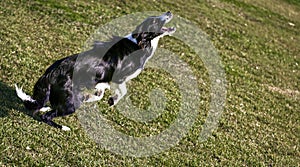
[0,0,299,166]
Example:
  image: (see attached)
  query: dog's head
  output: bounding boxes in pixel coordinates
[131,11,176,48]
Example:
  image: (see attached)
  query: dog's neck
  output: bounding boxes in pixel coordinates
[125,33,161,51]
[125,34,137,44]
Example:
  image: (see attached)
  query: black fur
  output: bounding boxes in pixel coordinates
[16,12,175,130]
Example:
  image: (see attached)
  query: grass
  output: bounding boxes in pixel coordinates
[0,0,299,166]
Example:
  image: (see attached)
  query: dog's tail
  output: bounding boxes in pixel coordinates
[15,84,44,110]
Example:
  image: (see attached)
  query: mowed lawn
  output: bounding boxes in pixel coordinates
[0,0,299,166]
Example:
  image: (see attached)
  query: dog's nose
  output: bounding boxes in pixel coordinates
[166,11,171,16]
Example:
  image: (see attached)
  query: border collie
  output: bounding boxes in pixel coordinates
[15,11,176,131]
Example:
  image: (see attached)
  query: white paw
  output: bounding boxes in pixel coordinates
[39,107,51,112]
[95,83,110,91]
[62,126,71,131]
[84,95,101,103]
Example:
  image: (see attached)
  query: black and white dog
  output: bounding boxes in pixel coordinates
[15,11,176,131]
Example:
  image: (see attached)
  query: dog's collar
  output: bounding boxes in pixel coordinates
[125,33,137,44]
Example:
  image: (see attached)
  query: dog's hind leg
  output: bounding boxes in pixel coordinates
[42,77,78,131]
[41,109,65,130]
[40,106,75,131]
[15,78,51,116]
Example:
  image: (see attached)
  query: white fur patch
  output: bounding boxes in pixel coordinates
[62,126,71,131]
[39,107,51,112]
[15,84,35,102]
[84,95,102,103]
[125,33,137,44]
[150,37,160,52]
[95,83,110,92]
[85,83,110,103]
[95,82,110,100]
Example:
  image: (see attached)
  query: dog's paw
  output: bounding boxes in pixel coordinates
[62,126,71,131]
[108,97,114,106]
[39,107,51,112]
[94,90,103,96]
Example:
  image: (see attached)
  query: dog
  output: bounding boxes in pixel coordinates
[15,11,176,131]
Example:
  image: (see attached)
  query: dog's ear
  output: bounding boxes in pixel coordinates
[132,33,138,38]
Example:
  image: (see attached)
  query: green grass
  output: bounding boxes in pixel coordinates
[0,0,299,166]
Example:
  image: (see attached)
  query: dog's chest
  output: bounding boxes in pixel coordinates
[150,37,160,56]
[126,38,159,81]
[120,36,160,83]
[125,68,142,82]
[144,37,160,65]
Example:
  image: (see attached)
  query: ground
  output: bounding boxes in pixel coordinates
[0,0,299,166]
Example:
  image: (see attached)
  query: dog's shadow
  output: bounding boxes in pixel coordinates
[0,82,37,119]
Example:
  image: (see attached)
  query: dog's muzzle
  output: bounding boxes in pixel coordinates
[159,11,176,35]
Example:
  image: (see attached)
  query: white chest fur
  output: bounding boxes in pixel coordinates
[125,68,142,82]
[146,36,160,63]
[124,35,161,82]
[150,37,160,55]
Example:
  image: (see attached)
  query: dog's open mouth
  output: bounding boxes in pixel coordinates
[160,26,176,35]
[159,12,176,35]
[161,27,176,33]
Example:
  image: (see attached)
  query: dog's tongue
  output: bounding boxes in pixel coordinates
[161,27,176,32]
[161,27,168,31]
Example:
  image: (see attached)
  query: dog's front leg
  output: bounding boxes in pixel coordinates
[84,83,110,103]
[108,82,127,106]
